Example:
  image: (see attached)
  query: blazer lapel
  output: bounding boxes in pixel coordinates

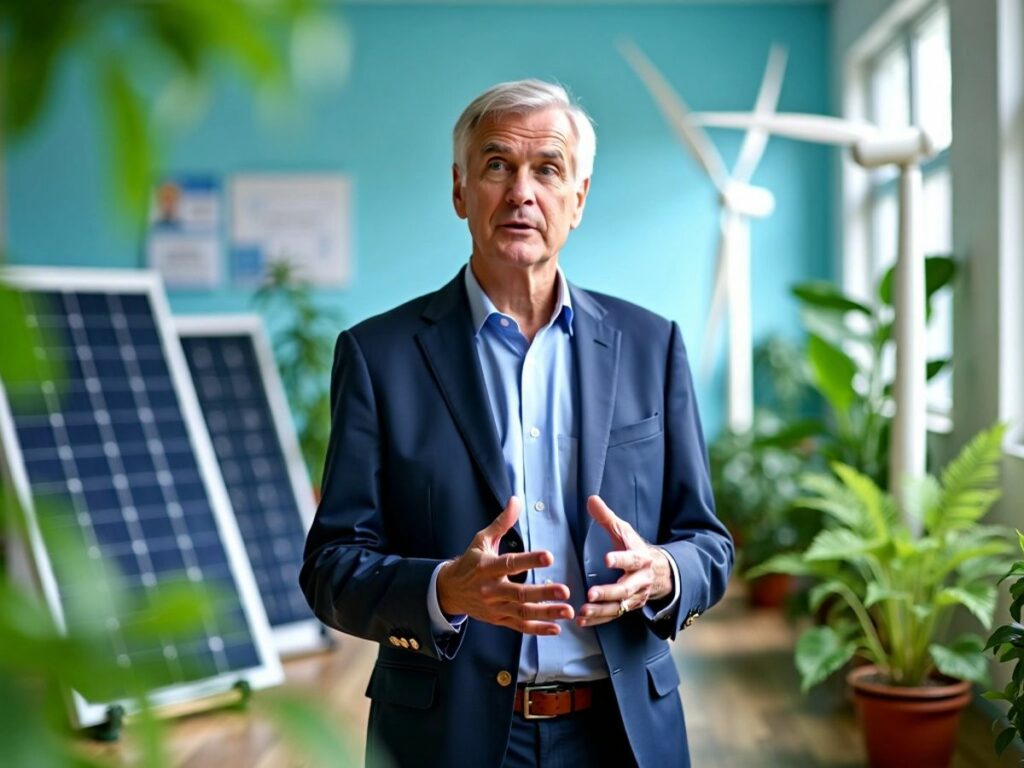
[570,285,621,554]
[416,269,512,512]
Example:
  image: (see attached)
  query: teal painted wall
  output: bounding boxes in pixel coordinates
[6,3,833,436]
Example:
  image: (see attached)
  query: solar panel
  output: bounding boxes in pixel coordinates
[0,268,283,729]
[175,316,327,656]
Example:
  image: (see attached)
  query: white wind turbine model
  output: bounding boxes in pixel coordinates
[619,40,788,435]
[692,110,936,500]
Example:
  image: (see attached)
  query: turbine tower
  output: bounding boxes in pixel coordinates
[619,40,788,434]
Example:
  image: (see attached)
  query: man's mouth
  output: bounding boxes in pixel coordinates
[499,222,536,231]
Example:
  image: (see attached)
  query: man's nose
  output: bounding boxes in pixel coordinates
[505,170,536,207]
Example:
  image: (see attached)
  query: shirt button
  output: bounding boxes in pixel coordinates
[499,318,510,328]
[496,670,513,687]
[534,501,545,512]
[529,427,541,438]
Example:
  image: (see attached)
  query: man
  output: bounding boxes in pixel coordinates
[300,79,733,767]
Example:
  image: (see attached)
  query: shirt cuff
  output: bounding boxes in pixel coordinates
[428,561,468,636]
[643,547,681,622]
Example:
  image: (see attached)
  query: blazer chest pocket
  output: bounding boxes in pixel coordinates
[366,662,437,710]
[608,413,662,448]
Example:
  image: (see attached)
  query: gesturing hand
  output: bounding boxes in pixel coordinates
[436,497,574,636]
[577,495,673,627]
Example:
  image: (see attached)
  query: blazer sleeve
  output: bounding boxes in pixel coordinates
[299,330,464,660]
[645,321,734,640]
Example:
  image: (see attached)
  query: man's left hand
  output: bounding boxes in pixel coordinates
[577,495,673,627]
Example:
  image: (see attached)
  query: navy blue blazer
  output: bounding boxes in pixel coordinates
[300,268,733,767]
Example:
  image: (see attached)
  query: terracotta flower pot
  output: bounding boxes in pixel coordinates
[747,573,793,608]
[847,665,972,768]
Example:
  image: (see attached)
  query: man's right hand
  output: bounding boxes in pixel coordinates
[435,497,574,636]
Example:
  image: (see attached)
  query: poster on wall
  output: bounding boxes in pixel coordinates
[145,175,222,289]
[229,174,352,287]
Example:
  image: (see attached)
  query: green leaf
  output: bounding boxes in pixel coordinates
[100,54,154,220]
[926,358,950,381]
[746,553,815,580]
[995,726,1018,756]
[936,584,997,629]
[806,529,880,562]
[806,335,858,415]
[0,283,59,388]
[832,463,894,538]
[795,626,857,693]
[878,255,957,307]
[985,624,1024,652]
[906,475,943,533]
[937,424,1006,533]
[798,472,863,528]
[864,583,911,608]
[808,580,848,612]
[930,636,989,685]
[792,282,873,315]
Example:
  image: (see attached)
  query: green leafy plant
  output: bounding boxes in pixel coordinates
[792,256,955,487]
[751,424,1013,692]
[252,260,339,486]
[1,0,348,219]
[984,531,1024,758]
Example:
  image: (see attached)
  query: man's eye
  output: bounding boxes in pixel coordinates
[538,165,561,178]
[486,159,507,172]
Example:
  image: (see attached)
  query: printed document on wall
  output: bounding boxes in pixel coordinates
[145,175,222,289]
[230,174,352,287]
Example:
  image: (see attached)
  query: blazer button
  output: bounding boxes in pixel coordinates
[388,636,400,646]
[409,638,420,651]
[496,670,513,687]
[399,638,410,649]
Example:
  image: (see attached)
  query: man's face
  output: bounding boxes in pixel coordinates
[453,108,590,271]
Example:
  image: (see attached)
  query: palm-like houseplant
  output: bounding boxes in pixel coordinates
[751,424,1013,767]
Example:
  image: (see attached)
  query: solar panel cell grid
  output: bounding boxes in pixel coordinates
[179,334,312,631]
[3,287,271,705]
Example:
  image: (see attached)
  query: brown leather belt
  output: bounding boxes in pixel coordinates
[513,682,596,719]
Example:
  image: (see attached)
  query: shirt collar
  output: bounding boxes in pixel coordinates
[464,261,574,337]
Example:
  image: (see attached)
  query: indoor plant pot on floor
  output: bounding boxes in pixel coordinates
[750,424,1013,768]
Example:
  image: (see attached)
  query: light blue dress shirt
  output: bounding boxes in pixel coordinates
[427,263,678,683]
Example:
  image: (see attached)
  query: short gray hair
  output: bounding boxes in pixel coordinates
[452,79,596,188]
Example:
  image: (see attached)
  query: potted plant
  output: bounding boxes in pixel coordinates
[710,337,822,607]
[984,531,1024,759]
[252,260,340,488]
[751,424,1013,768]
[791,255,955,488]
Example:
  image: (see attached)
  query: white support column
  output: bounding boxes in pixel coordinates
[889,164,927,504]
[726,214,753,434]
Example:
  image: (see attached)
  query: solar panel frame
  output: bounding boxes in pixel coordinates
[0,267,284,729]
[175,315,328,656]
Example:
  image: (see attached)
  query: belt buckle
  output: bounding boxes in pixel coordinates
[522,683,560,720]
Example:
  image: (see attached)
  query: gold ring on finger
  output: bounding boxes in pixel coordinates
[618,599,629,617]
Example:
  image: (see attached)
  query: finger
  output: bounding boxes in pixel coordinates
[482,549,553,578]
[605,548,651,572]
[576,601,625,627]
[587,572,651,604]
[495,601,575,621]
[480,496,520,543]
[481,581,570,604]
[586,495,631,546]
[496,618,562,636]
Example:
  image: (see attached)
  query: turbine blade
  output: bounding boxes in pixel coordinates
[694,112,874,145]
[618,39,730,193]
[733,44,788,183]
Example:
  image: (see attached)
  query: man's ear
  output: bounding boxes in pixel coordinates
[570,176,591,229]
[452,164,468,219]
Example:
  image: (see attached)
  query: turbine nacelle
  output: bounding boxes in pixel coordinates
[720,181,775,219]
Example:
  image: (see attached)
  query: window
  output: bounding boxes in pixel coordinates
[863,3,953,421]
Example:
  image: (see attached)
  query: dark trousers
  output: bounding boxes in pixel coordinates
[502,681,639,768]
